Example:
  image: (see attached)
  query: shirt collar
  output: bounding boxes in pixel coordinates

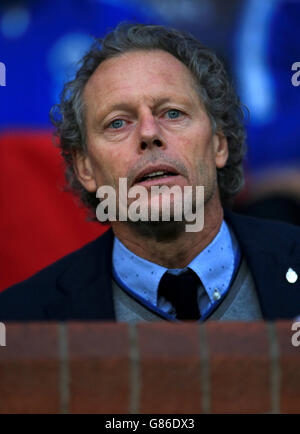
[112,220,238,306]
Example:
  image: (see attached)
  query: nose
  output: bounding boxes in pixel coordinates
[137,111,165,151]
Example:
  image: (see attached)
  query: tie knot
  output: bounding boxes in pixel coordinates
[158,269,201,320]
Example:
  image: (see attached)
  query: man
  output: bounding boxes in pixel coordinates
[1,23,299,321]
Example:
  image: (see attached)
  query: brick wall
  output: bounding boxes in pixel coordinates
[0,321,299,414]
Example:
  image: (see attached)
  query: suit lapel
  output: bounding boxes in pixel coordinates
[44,228,116,320]
[225,210,300,319]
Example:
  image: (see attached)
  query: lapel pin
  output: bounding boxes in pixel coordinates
[286,268,298,284]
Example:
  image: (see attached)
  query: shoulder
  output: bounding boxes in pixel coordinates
[0,229,114,320]
[225,209,300,255]
[225,211,300,319]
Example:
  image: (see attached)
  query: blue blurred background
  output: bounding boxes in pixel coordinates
[1,0,300,289]
[1,0,300,172]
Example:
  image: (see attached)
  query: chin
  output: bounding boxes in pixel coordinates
[127,218,186,242]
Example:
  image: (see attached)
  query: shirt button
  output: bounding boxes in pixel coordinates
[213,288,221,301]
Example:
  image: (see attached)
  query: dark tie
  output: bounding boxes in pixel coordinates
[158,269,201,320]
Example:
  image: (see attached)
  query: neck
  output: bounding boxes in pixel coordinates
[111,196,224,269]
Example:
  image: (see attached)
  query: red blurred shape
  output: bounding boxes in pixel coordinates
[0,130,108,291]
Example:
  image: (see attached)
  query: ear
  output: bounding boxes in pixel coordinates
[72,151,97,192]
[213,131,228,169]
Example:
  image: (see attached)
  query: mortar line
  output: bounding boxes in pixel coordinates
[267,322,280,414]
[129,323,140,414]
[58,323,69,414]
[199,324,211,414]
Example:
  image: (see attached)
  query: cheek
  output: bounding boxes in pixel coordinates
[88,148,113,185]
[89,145,132,187]
[179,131,216,183]
[176,129,212,164]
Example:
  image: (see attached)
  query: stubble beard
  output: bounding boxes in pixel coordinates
[119,173,217,243]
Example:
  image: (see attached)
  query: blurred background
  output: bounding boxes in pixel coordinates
[1,0,300,290]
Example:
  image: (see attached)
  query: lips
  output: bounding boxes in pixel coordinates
[133,164,180,186]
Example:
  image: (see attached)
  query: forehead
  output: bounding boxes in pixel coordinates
[83,50,200,114]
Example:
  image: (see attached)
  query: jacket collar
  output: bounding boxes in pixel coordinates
[44,228,116,320]
[224,209,300,319]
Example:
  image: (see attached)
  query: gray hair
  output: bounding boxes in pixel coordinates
[50,22,247,216]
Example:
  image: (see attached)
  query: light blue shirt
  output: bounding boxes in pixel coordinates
[112,220,241,320]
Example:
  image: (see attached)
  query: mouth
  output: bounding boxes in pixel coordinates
[133,165,181,187]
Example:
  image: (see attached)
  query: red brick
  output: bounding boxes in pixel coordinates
[206,321,270,413]
[68,322,130,414]
[276,321,300,414]
[0,322,60,414]
[138,322,201,413]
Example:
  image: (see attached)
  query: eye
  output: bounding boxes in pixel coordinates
[165,109,182,119]
[108,119,125,129]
